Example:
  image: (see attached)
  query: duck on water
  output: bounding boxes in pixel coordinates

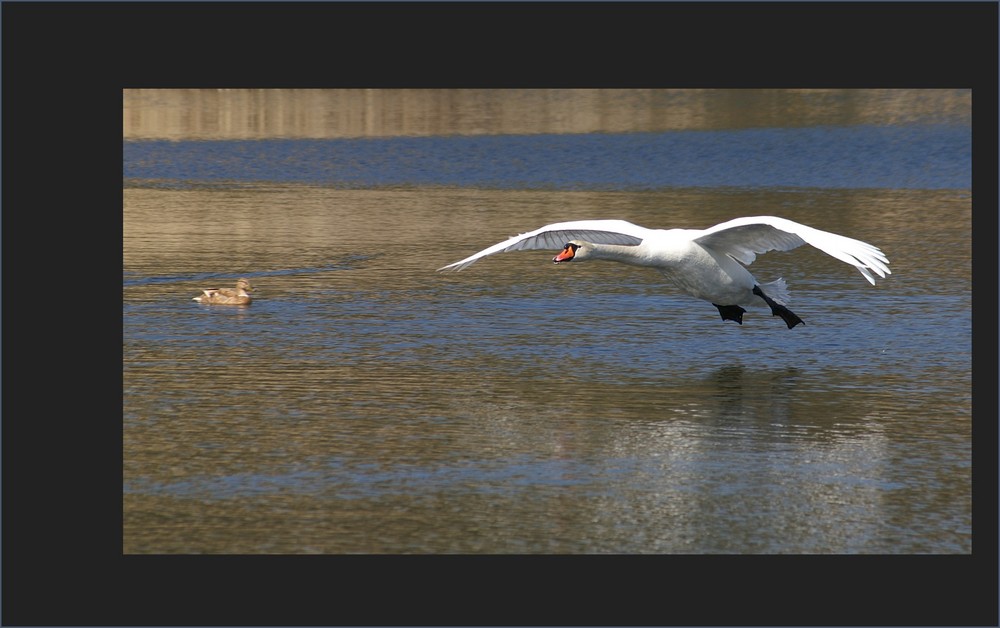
[192,278,255,306]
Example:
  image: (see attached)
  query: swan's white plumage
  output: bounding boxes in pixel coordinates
[437,216,890,326]
[438,219,649,272]
[692,216,890,285]
[440,216,889,281]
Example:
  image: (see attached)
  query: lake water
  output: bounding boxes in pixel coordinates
[123,89,972,553]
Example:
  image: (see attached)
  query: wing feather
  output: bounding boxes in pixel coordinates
[694,216,890,285]
[438,219,649,272]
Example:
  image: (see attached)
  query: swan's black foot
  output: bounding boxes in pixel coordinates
[752,285,805,329]
[713,303,746,324]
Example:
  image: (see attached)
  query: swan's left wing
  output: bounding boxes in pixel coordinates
[694,216,891,285]
[438,219,650,272]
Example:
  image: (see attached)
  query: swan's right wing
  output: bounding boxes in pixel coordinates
[437,219,650,272]
[694,216,891,285]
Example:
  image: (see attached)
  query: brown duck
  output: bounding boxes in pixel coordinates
[193,278,254,305]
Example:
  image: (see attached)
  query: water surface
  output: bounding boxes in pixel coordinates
[123,90,971,553]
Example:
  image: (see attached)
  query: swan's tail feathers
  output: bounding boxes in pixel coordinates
[759,277,790,305]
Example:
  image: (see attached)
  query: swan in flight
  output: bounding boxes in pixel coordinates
[438,216,890,328]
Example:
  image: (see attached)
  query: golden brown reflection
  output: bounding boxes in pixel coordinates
[124,89,970,140]
[124,182,970,553]
[124,89,970,553]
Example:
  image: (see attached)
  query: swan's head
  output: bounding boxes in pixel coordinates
[553,241,589,263]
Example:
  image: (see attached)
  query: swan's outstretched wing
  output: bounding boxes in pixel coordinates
[694,216,891,285]
[438,219,651,272]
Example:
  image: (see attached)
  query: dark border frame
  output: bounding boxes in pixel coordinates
[4,2,997,626]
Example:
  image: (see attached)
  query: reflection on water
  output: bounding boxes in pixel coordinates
[123,125,970,190]
[124,88,971,140]
[123,90,971,554]
[124,185,970,554]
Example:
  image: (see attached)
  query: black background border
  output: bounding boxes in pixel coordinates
[3,2,997,626]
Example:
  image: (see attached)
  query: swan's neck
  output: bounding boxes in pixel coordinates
[586,242,653,266]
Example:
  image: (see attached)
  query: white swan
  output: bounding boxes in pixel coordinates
[438,216,890,328]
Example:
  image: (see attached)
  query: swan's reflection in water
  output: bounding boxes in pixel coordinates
[125,359,916,553]
[124,183,969,553]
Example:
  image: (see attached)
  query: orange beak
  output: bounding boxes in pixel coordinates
[553,245,576,263]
